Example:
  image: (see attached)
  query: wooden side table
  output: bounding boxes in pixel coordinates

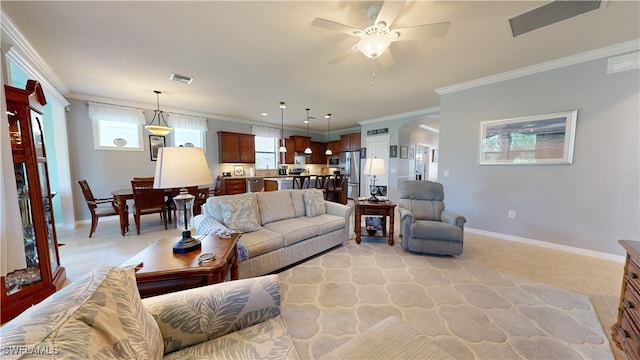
[122,233,239,298]
[355,200,397,246]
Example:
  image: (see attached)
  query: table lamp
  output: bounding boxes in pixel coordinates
[154,147,212,253]
[364,157,386,202]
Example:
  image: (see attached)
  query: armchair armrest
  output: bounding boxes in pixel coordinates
[398,207,415,239]
[441,210,466,229]
[142,275,281,355]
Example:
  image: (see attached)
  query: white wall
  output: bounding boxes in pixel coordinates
[438,56,639,256]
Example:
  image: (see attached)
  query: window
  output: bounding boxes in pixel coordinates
[168,114,208,151]
[252,126,281,170]
[255,136,277,169]
[89,102,145,151]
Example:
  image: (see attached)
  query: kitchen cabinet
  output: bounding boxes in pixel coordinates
[218,131,256,163]
[222,178,247,195]
[340,132,361,151]
[280,138,294,165]
[290,135,311,153]
[2,81,66,323]
[308,142,326,164]
[327,140,341,155]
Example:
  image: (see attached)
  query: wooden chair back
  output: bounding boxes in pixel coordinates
[77,179,119,237]
[293,175,310,189]
[131,179,167,234]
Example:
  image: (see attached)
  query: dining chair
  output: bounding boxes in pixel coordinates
[77,179,125,238]
[314,175,331,199]
[131,179,168,235]
[292,175,310,189]
[326,174,346,204]
[212,175,223,196]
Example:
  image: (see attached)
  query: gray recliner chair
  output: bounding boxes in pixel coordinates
[398,180,466,256]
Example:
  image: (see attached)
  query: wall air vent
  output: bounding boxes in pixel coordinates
[509,1,605,37]
[607,52,640,74]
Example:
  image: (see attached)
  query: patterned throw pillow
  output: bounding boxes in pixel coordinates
[219,196,261,233]
[303,189,326,217]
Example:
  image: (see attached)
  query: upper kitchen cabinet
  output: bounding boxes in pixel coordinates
[340,132,361,151]
[308,142,326,164]
[327,140,341,155]
[218,131,256,163]
[280,138,294,164]
[290,135,311,153]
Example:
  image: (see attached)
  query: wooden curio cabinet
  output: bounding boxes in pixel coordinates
[1,81,66,323]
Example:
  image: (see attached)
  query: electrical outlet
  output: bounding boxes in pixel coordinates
[508,210,516,219]
[444,170,450,177]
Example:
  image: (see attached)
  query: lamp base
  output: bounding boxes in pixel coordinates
[172,230,202,254]
[368,195,380,202]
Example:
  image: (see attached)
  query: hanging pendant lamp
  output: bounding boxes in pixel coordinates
[324,113,332,155]
[304,108,312,155]
[279,102,287,153]
[145,90,173,136]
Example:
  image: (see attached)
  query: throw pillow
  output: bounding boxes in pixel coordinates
[198,216,235,237]
[303,189,326,217]
[219,196,261,233]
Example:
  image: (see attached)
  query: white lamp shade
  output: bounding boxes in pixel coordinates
[364,158,386,176]
[153,147,213,189]
[358,33,392,58]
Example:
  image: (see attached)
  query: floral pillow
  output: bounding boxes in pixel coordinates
[219,196,261,233]
[303,189,326,218]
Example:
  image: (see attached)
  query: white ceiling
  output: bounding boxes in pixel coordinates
[1,1,638,132]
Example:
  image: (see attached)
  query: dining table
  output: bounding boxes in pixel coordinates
[111,186,210,236]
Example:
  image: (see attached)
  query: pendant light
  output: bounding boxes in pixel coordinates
[278,101,287,153]
[324,113,332,155]
[304,108,312,155]
[145,90,173,136]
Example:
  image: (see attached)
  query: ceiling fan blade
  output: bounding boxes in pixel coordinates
[311,17,361,36]
[394,21,451,41]
[377,49,395,69]
[327,44,358,64]
[374,0,406,29]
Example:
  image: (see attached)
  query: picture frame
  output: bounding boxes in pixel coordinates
[360,147,366,159]
[479,110,577,165]
[149,135,165,161]
[389,145,398,158]
[400,145,408,159]
[432,149,439,163]
[408,147,415,159]
[234,165,244,176]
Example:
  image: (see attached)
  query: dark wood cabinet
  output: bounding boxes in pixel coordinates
[327,140,341,155]
[281,138,294,164]
[218,131,255,163]
[309,142,326,164]
[222,178,247,195]
[290,135,311,153]
[340,132,361,151]
[1,81,66,323]
[612,240,640,360]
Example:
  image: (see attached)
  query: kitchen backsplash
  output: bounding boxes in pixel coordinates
[218,164,331,177]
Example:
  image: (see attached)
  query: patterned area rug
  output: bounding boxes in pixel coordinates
[278,239,613,359]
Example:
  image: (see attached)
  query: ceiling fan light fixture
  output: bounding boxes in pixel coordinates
[358,32,392,58]
[145,90,173,136]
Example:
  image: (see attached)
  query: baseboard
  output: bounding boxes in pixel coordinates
[465,227,625,263]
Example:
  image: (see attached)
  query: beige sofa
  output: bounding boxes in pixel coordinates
[192,188,353,279]
[1,267,452,359]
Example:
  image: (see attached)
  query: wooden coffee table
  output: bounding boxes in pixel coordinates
[122,233,239,298]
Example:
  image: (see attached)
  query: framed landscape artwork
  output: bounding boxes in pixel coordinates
[479,110,577,165]
[149,135,165,161]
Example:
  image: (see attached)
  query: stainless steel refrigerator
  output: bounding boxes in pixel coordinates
[340,151,360,200]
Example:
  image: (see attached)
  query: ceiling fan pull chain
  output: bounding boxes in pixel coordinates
[370,58,377,87]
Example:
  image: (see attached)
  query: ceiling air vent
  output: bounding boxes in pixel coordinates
[169,73,193,84]
[509,1,604,37]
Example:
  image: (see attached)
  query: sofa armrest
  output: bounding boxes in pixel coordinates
[325,201,353,242]
[398,207,415,239]
[441,210,466,229]
[142,275,281,355]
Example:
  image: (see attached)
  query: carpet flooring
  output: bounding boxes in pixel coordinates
[278,238,613,359]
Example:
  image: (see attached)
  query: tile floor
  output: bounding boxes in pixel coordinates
[56,208,626,359]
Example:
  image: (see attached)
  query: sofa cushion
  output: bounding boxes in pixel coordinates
[290,189,306,217]
[240,227,285,258]
[256,190,296,224]
[0,267,163,359]
[303,189,326,217]
[299,214,346,235]
[263,218,320,246]
[219,194,262,233]
[163,316,299,360]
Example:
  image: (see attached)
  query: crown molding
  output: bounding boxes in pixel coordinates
[358,106,441,125]
[435,39,640,95]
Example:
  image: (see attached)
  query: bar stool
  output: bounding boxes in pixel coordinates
[327,174,346,203]
[292,175,310,189]
[314,175,331,199]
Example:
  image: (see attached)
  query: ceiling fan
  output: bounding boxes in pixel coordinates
[311,0,450,68]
